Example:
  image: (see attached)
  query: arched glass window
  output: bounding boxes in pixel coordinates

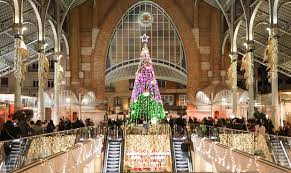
[106,1,186,73]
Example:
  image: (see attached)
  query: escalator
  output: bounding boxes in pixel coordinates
[1,139,30,172]
[103,138,123,173]
[172,138,191,172]
[269,135,291,168]
[171,126,192,172]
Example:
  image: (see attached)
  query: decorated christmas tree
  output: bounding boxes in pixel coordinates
[129,34,165,122]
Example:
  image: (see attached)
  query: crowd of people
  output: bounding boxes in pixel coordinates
[0,118,95,141]
[1,111,291,141]
[103,112,291,137]
[167,115,291,137]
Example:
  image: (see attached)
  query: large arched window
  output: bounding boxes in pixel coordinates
[105,1,186,85]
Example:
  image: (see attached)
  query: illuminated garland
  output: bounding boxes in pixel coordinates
[129,35,165,121]
[264,36,278,82]
[227,55,237,89]
[241,53,254,89]
[38,54,50,88]
[14,37,29,83]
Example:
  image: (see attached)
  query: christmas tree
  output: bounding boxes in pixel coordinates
[129,34,165,122]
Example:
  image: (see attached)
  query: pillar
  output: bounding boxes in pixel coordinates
[69,7,81,89]
[247,42,255,119]
[230,53,238,116]
[121,96,129,112]
[78,92,82,120]
[53,54,62,124]
[38,42,46,121]
[14,35,22,112]
[270,28,280,128]
[210,9,221,83]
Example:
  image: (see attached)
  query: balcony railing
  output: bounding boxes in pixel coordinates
[0,125,105,173]
[190,124,291,169]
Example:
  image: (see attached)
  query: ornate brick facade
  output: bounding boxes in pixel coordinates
[68,0,227,109]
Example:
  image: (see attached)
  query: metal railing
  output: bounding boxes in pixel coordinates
[190,124,291,169]
[0,125,103,173]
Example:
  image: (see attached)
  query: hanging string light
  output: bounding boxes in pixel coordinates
[14,36,29,83]
[241,53,254,89]
[264,36,278,82]
[191,135,262,173]
[227,54,237,89]
[30,135,103,173]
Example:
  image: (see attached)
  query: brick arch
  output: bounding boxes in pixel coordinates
[91,0,201,102]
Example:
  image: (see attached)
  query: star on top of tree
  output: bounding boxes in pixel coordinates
[141,34,149,43]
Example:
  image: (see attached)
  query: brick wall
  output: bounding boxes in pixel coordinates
[67,0,226,106]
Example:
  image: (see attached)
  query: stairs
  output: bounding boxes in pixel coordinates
[173,138,190,172]
[1,139,28,172]
[269,135,291,168]
[104,139,122,173]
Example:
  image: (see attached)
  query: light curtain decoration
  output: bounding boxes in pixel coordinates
[38,54,49,88]
[264,36,278,82]
[241,53,254,89]
[126,124,170,135]
[26,135,76,163]
[18,38,29,58]
[227,55,237,89]
[192,135,269,173]
[125,134,172,172]
[14,37,29,83]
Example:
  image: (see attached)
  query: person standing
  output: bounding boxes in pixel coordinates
[181,139,189,160]
[255,122,266,135]
[33,120,43,135]
[47,120,55,133]
[19,120,30,137]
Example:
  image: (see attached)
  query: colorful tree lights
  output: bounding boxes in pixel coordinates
[129,34,165,122]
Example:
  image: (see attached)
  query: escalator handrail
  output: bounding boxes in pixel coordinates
[169,126,177,173]
[120,125,126,173]
[279,140,291,167]
[16,138,32,169]
[185,126,193,172]
[102,126,109,173]
[266,135,278,164]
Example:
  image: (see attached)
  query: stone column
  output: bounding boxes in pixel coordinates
[270,28,280,128]
[14,34,22,112]
[247,42,255,119]
[210,9,221,82]
[53,54,62,124]
[38,42,46,121]
[78,92,82,120]
[230,53,238,116]
[68,7,80,89]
